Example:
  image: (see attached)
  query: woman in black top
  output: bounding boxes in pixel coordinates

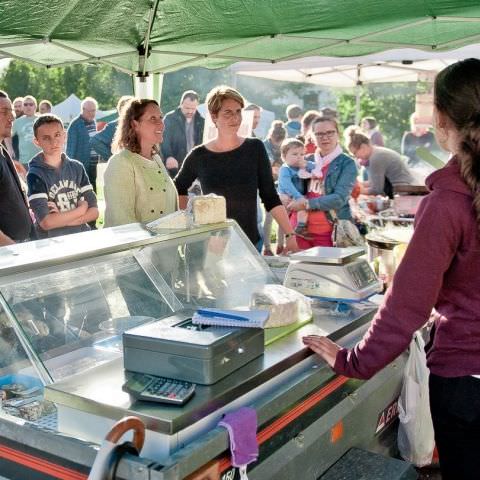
[174,86,298,251]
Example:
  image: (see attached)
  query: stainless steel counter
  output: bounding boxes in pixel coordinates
[45,302,376,435]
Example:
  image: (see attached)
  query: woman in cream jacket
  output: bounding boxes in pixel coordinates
[104,98,177,227]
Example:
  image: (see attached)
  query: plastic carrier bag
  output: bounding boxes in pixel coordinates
[332,219,364,248]
[397,331,435,467]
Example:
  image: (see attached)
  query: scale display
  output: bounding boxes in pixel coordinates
[284,247,382,302]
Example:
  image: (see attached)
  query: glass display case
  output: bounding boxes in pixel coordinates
[0,221,276,425]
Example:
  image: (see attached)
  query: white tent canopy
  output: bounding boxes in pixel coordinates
[232,43,480,88]
[51,94,115,124]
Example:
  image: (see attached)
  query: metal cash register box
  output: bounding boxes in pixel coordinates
[123,310,264,384]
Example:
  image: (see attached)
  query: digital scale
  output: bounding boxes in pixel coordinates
[284,246,382,302]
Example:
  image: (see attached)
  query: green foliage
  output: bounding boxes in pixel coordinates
[0,60,417,151]
[337,83,416,152]
[0,60,132,109]
[161,67,319,120]
[160,67,231,113]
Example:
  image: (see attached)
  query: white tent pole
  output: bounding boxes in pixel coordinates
[355,65,362,125]
[153,73,164,103]
[230,66,238,89]
[134,75,153,98]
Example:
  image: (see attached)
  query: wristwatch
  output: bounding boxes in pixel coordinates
[285,232,295,240]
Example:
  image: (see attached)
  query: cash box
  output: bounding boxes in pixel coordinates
[123,311,265,385]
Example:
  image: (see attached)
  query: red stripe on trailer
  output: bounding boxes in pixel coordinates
[218,375,350,473]
[0,443,87,480]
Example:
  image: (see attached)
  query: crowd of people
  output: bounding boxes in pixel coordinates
[0,58,479,480]
[0,84,433,250]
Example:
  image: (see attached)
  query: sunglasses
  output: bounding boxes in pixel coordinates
[23,102,35,107]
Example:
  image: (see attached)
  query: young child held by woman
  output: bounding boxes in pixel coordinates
[277,138,314,238]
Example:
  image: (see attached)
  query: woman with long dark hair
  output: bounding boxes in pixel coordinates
[303,58,480,480]
[104,98,177,227]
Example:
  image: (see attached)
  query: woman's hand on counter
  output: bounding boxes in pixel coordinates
[302,335,340,368]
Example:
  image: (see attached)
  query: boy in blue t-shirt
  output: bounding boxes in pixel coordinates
[27,114,98,238]
[277,138,314,237]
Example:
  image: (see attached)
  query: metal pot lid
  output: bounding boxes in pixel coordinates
[365,232,403,249]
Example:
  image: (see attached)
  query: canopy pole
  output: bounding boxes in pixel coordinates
[355,65,362,125]
[153,73,164,103]
[133,73,163,100]
[134,75,153,98]
[230,66,238,89]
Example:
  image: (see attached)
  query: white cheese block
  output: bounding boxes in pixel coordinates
[192,195,227,225]
[146,211,191,232]
[251,284,312,328]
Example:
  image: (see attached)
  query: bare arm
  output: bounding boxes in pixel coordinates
[269,204,299,252]
[178,195,188,210]
[39,201,89,230]
[66,207,99,226]
[0,231,15,247]
[165,157,179,169]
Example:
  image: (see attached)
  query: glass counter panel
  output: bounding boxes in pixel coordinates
[1,253,180,382]
[0,298,50,424]
[142,225,278,309]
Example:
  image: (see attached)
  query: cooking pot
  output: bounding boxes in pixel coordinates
[366,228,412,285]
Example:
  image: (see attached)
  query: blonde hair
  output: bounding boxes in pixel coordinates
[116,95,134,114]
[112,98,160,155]
[23,95,37,107]
[281,138,304,159]
[206,86,245,116]
[345,126,370,153]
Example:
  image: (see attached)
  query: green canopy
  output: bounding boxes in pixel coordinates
[0,1,479,75]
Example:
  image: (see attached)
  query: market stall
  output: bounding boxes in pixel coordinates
[0,221,413,479]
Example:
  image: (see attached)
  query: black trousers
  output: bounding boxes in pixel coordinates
[429,373,480,480]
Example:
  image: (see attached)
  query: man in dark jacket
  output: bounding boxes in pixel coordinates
[161,90,204,178]
[91,95,133,161]
[66,97,99,191]
[0,90,34,245]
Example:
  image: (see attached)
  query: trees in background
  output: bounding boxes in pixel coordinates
[337,84,416,152]
[0,61,416,150]
[0,61,132,110]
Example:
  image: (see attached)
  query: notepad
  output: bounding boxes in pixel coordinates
[192,308,270,328]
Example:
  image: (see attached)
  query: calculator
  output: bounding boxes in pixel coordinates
[122,372,196,405]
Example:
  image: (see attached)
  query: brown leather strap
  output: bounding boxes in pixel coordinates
[105,416,145,453]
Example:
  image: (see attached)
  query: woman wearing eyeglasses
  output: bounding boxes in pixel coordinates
[288,117,357,249]
[104,98,178,227]
[174,85,298,253]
